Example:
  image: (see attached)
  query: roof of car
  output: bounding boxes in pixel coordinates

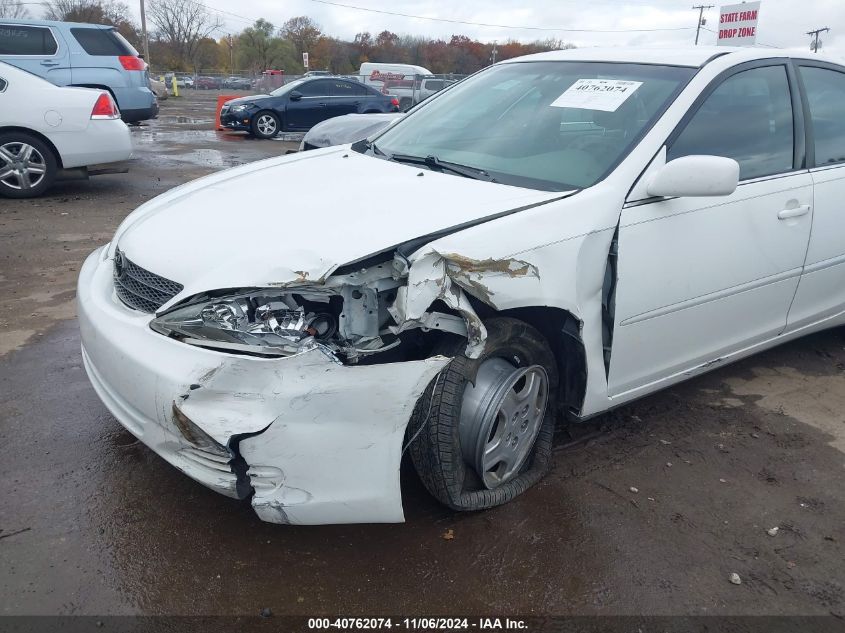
[504,46,844,68]
[0,17,114,29]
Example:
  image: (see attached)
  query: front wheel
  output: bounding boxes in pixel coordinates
[0,132,57,199]
[251,111,280,139]
[409,317,558,511]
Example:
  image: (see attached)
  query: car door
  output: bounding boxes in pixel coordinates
[287,79,335,130]
[325,80,361,118]
[607,62,813,398]
[784,62,845,331]
[0,23,71,86]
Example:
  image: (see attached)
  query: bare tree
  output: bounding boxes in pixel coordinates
[147,0,221,68]
[0,0,31,18]
[43,0,127,22]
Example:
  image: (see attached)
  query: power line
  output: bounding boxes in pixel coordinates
[308,0,697,33]
[692,4,714,45]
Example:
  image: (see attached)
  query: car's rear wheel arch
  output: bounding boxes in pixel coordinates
[0,127,63,168]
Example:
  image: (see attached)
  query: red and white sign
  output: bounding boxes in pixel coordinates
[717,1,761,46]
[369,70,407,83]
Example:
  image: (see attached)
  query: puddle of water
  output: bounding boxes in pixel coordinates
[725,366,845,453]
[157,116,213,124]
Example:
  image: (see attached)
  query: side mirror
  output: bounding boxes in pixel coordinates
[289,91,303,101]
[647,155,740,198]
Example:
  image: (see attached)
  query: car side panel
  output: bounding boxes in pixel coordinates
[785,164,845,329]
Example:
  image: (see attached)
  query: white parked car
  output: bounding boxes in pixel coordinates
[0,62,131,198]
[78,47,845,525]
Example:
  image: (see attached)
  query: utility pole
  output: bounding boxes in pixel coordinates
[139,0,150,64]
[806,27,830,53]
[227,34,234,73]
[692,5,714,45]
[490,40,498,64]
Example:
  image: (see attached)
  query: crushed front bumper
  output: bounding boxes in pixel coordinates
[219,109,252,131]
[77,246,449,524]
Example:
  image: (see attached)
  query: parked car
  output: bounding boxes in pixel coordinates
[195,76,221,90]
[149,76,168,100]
[78,47,845,525]
[299,112,404,150]
[0,18,157,122]
[219,76,400,138]
[223,76,252,90]
[0,62,131,198]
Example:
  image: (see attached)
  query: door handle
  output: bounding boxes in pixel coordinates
[777,204,811,220]
[40,60,59,67]
[318,102,327,107]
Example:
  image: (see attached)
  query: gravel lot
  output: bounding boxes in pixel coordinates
[1,91,843,617]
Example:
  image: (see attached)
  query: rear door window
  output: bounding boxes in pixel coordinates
[799,65,845,167]
[0,25,58,55]
[70,28,134,56]
[298,80,331,97]
[329,80,358,96]
[668,65,794,180]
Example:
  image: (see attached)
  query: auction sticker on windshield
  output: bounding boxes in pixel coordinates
[550,79,643,111]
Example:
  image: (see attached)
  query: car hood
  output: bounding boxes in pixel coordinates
[113,147,571,301]
[304,113,405,148]
[225,94,272,106]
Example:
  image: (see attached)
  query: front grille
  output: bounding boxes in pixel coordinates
[113,249,183,313]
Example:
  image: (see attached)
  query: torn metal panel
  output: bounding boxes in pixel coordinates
[400,185,627,417]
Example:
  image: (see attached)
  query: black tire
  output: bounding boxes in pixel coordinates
[251,110,281,139]
[0,131,57,199]
[409,317,559,511]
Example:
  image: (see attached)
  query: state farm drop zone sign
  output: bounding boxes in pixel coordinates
[718,1,761,46]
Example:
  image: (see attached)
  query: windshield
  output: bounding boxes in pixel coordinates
[270,78,307,96]
[367,61,694,191]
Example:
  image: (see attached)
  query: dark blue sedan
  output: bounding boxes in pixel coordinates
[219,77,400,138]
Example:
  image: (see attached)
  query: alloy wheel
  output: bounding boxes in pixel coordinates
[0,142,47,191]
[256,114,278,136]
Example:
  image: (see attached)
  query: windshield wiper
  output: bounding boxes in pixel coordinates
[388,153,497,182]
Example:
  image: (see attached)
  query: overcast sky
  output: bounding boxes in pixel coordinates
[151,0,844,55]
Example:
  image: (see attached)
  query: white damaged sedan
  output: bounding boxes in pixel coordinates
[78,47,845,524]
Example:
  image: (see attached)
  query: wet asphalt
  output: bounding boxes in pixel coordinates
[1,92,844,617]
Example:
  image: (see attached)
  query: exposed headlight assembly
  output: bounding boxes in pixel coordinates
[230,104,250,112]
[150,291,339,357]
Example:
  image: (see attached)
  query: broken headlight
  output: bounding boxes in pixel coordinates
[150,291,337,356]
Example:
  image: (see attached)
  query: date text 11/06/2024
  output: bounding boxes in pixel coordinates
[307,618,529,630]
